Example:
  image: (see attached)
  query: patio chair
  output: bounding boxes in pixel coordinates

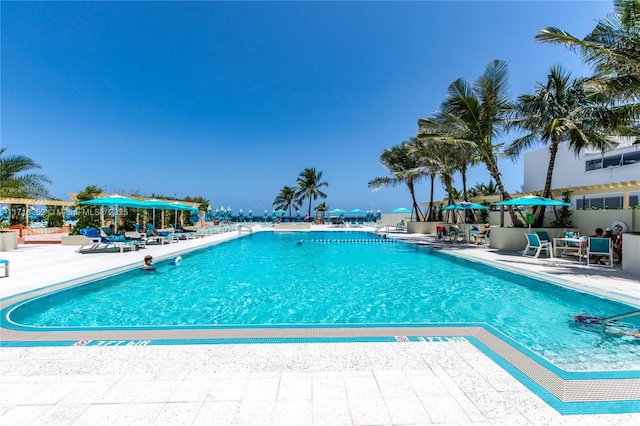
[586,237,614,268]
[535,230,552,243]
[523,233,553,258]
[0,259,8,278]
[396,219,405,231]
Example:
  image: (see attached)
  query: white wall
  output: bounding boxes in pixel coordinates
[523,137,640,192]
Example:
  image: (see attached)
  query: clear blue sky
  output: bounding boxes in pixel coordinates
[1,1,612,214]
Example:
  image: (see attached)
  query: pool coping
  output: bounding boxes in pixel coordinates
[1,230,639,414]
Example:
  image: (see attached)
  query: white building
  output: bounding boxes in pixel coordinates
[523,136,640,209]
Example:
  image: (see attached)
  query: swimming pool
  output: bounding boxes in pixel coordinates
[5,231,640,371]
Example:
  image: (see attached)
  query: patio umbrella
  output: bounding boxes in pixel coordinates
[205,205,215,222]
[168,202,193,227]
[442,202,489,241]
[238,209,244,222]
[494,196,571,232]
[141,199,174,224]
[190,208,200,224]
[79,194,146,232]
[274,209,287,217]
[391,207,412,223]
[391,207,412,213]
[493,195,572,207]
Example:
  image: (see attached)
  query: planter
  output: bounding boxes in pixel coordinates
[0,230,18,251]
[489,227,580,251]
[406,221,440,234]
[621,233,640,277]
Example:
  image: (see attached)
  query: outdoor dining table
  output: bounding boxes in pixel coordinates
[553,237,587,258]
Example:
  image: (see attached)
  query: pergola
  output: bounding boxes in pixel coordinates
[0,198,76,227]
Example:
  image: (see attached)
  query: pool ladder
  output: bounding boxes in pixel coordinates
[237,225,252,234]
[601,309,640,336]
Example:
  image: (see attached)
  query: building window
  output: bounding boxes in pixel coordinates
[585,159,602,171]
[630,195,638,207]
[603,155,622,168]
[585,151,640,171]
[622,151,640,165]
[604,197,622,209]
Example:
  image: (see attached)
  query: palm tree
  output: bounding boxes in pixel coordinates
[407,137,443,221]
[507,65,627,226]
[295,168,329,217]
[369,141,425,221]
[273,186,300,217]
[0,148,51,198]
[418,60,523,226]
[314,201,329,223]
[536,0,640,102]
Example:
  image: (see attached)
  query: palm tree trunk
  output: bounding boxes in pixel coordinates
[533,140,560,227]
[487,158,524,227]
[427,174,435,221]
[408,182,423,222]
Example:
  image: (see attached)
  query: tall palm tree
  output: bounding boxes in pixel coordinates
[407,137,443,221]
[314,201,329,223]
[0,148,51,198]
[536,0,640,102]
[295,168,329,217]
[273,186,300,217]
[507,65,626,226]
[369,141,425,221]
[418,60,523,226]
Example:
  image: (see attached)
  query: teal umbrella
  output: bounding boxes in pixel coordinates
[442,202,488,210]
[391,207,412,213]
[142,199,174,224]
[79,194,146,232]
[494,195,571,207]
[494,196,571,232]
[169,202,193,227]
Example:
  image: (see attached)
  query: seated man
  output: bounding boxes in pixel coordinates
[605,228,622,263]
[474,224,490,244]
[589,228,606,264]
[175,223,196,233]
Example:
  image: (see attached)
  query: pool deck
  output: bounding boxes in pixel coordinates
[1,225,639,425]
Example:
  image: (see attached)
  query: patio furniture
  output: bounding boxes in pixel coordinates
[586,237,614,268]
[0,259,8,278]
[523,233,553,258]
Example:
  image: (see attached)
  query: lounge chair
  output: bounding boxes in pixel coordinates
[396,219,405,231]
[586,237,614,268]
[145,223,177,244]
[523,233,553,258]
[107,234,139,253]
[0,259,8,278]
[78,227,112,252]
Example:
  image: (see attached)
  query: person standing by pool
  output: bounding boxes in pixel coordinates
[142,255,156,271]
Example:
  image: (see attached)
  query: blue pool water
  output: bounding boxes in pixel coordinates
[7,231,640,371]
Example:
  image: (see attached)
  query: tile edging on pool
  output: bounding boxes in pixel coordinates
[2,230,639,414]
[1,323,639,406]
[436,246,640,309]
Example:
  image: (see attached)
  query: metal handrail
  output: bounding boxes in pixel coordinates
[237,225,252,234]
[374,225,390,236]
[601,309,640,336]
